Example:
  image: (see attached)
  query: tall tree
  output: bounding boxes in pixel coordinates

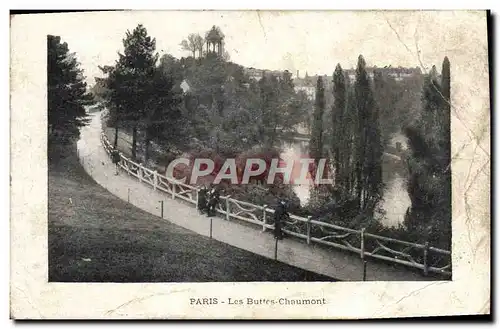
[180,33,198,58]
[96,65,121,148]
[440,56,451,170]
[194,34,204,58]
[353,55,382,211]
[331,64,346,188]
[309,76,325,163]
[344,82,357,198]
[257,74,281,148]
[404,59,451,248]
[114,24,158,160]
[47,35,94,146]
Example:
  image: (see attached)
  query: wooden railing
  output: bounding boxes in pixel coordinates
[99,124,452,278]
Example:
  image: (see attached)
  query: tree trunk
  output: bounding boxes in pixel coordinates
[144,133,151,163]
[113,125,119,149]
[132,126,138,160]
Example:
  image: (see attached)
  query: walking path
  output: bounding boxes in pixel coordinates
[77,113,432,281]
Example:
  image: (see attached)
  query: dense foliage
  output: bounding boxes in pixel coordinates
[403,58,452,250]
[48,35,95,146]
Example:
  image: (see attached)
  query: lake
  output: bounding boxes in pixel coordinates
[280,134,411,227]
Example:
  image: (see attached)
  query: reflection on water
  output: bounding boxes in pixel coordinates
[280,140,312,206]
[280,137,411,227]
[376,173,411,227]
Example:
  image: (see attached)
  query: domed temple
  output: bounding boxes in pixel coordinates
[205,25,225,57]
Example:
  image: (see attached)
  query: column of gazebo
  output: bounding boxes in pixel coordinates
[204,41,223,56]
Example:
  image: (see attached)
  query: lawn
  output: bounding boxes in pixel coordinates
[48,141,335,282]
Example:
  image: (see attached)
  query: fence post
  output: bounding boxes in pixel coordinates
[423,242,429,276]
[138,166,143,183]
[153,171,158,191]
[127,188,130,203]
[360,228,365,260]
[159,200,164,218]
[210,217,213,239]
[225,196,231,220]
[171,182,176,200]
[306,216,312,245]
[262,205,268,232]
[363,261,367,281]
[196,188,200,211]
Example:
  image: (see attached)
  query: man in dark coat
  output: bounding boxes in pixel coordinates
[198,185,209,214]
[206,184,221,217]
[111,148,120,175]
[274,200,289,240]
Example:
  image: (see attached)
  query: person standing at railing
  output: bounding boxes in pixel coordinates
[274,200,289,240]
[198,185,209,214]
[111,148,120,176]
[207,184,221,217]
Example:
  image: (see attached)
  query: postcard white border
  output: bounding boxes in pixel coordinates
[9,10,491,319]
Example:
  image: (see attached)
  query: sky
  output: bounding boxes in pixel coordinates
[42,10,483,85]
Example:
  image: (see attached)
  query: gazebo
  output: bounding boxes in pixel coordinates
[205,25,225,57]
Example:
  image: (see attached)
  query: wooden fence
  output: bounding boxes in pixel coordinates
[100,126,452,278]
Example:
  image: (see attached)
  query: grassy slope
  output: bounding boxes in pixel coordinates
[48,142,335,282]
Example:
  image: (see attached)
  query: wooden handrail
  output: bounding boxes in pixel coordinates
[99,128,452,277]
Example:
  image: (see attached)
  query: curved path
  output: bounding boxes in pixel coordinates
[77,113,432,281]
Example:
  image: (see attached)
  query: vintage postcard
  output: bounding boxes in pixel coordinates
[10,10,490,319]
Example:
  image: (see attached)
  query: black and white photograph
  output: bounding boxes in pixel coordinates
[11,9,490,319]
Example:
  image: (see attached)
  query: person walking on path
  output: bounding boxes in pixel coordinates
[111,148,120,175]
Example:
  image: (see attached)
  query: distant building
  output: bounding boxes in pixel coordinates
[243,67,287,82]
[344,66,421,83]
[245,68,264,81]
[293,78,316,100]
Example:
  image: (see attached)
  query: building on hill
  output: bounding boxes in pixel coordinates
[205,25,225,57]
[243,67,287,82]
[293,77,316,101]
[244,67,265,81]
[343,66,422,83]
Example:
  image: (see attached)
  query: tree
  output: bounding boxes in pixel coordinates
[180,33,199,58]
[194,34,204,58]
[142,67,186,162]
[331,64,346,188]
[344,81,357,198]
[353,55,382,212]
[258,74,280,148]
[440,56,451,170]
[47,35,94,146]
[404,59,451,249]
[309,76,325,163]
[114,24,159,160]
[222,49,231,62]
[158,54,184,86]
[96,65,121,148]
